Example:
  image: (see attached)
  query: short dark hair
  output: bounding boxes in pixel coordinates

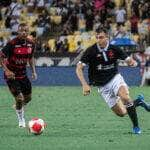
[96,27,108,34]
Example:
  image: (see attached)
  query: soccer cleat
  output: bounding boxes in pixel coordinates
[135,94,150,111]
[132,127,141,134]
[135,94,145,106]
[19,119,26,128]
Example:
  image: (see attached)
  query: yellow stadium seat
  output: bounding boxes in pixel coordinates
[68,40,76,53]
[74,31,81,35]
[48,39,56,52]
[50,15,62,24]
[49,7,57,15]
[67,35,75,42]
[74,35,82,43]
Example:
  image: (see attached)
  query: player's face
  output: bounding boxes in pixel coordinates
[96,32,108,47]
[18,25,29,39]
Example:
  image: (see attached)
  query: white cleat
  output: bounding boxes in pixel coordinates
[19,119,26,128]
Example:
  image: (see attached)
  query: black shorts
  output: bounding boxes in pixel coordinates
[6,77,32,97]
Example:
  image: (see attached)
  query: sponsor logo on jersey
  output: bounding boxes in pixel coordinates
[15,45,22,48]
[108,50,114,58]
[27,47,32,53]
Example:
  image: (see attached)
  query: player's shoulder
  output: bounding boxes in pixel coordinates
[86,43,97,53]
[8,37,18,45]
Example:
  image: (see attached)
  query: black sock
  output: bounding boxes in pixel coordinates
[126,103,139,127]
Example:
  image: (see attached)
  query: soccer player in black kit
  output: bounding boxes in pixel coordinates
[76,27,150,134]
[0,23,37,128]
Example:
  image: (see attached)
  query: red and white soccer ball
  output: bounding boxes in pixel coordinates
[28,118,46,135]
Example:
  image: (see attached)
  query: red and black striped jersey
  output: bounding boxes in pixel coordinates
[0,37,35,80]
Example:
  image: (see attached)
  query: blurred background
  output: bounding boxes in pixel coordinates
[0,0,150,86]
[0,2,150,149]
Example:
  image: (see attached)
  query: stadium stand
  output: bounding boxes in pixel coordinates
[0,0,149,66]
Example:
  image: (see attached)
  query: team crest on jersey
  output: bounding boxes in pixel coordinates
[108,50,114,58]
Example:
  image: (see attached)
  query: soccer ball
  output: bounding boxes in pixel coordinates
[28,118,46,135]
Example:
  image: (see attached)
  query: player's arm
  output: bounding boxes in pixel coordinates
[0,43,15,79]
[115,46,137,67]
[76,62,91,96]
[29,56,37,80]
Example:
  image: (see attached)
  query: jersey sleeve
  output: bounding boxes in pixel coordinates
[80,48,91,65]
[0,42,13,58]
[115,46,128,60]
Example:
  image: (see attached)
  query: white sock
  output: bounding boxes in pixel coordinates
[16,107,25,122]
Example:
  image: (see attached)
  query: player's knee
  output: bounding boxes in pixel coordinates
[120,93,131,103]
[118,87,130,102]
[15,94,24,109]
[16,93,24,103]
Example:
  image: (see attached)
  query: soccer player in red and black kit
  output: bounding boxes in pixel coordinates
[0,23,37,128]
[76,27,150,134]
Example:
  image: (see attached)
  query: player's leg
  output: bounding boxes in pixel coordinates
[15,93,26,128]
[6,80,25,128]
[111,99,127,117]
[118,85,141,134]
[23,94,32,106]
[22,77,32,106]
[17,77,32,127]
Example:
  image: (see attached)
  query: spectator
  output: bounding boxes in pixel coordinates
[113,25,128,38]
[115,6,126,26]
[10,17,19,35]
[0,37,6,49]
[85,9,94,31]
[36,0,45,14]
[61,38,69,53]
[140,2,150,20]
[26,0,36,14]
[141,55,150,86]
[61,23,72,36]
[67,11,78,32]
[4,0,21,28]
[130,11,139,34]
[42,42,50,54]
[0,9,2,21]
[131,0,140,17]
[76,41,84,53]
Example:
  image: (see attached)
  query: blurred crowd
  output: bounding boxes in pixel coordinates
[0,0,149,54]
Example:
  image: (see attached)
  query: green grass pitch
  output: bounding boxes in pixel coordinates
[0,86,150,150]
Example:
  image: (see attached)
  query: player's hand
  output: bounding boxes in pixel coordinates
[130,59,137,67]
[32,72,37,80]
[82,84,91,96]
[5,70,15,79]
